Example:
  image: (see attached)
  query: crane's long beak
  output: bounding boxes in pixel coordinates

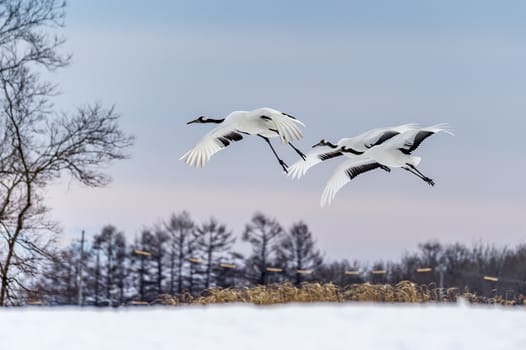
[186,118,199,125]
[312,141,324,148]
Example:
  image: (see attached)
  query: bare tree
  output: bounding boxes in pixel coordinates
[129,237,150,301]
[33,243,78,305]
[113,234,128,303]
[92,226,127,305]
[185,231,200,294]
[195,218,236,289]
[150,228,170,295]
[215,251,244,289]
[91,239,102,305]
[276,221,323,285]
[242,212,284,285]
[0,0,68,75]
[0,0,133,306]
[164,211,195,294]
[313,259,364,286]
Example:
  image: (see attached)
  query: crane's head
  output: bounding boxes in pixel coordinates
[312,139,327,148]
[312,139,337,148]
[186,116,208,124]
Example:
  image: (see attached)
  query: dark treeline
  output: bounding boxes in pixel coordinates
[27,212,526,306]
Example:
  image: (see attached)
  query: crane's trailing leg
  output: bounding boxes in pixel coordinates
[407,164,435,186]
[407,163,426,177]
[288,142,307,160]
[258,135,289,173]
[403,164,434,186]
[379,164,391,173]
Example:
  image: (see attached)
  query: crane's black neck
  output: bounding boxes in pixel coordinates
[341,147,364,155]
[202,118,225,124]
[326,141,339,149]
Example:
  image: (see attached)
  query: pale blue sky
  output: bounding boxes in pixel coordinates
[48,1,526,261]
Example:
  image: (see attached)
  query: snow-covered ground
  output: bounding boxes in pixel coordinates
[2,302,526,350]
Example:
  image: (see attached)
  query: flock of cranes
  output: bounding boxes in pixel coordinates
[180,107,453,206]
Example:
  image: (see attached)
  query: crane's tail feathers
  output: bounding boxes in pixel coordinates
[411,156,422,166]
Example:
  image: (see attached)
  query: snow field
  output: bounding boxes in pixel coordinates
[2,302,526,350]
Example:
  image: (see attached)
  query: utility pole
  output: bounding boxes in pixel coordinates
[436,264,447,301]
[77,230,85,306]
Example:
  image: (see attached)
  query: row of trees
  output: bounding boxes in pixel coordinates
[28,211,526,306]
[32,212,323,305]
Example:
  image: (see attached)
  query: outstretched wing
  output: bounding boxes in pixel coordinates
[391,123,454,154]
[360,123,419,148]
[402,130,434,154]
[287,147,344,180]
[320,158,390,207]
[180,127,244,168]
[262,109,305,144]
[368,130,400,148]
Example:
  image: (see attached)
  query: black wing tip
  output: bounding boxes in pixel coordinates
[374,130,400,146]
[404,130,434,153]
[318,151,343,161]
[217,131,243,147]
[217,137,230,147]
[282,112,297,120]
[225,131,243,142]
[345,162,385,180]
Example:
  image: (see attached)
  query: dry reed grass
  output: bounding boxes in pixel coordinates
[149,282,524,306]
